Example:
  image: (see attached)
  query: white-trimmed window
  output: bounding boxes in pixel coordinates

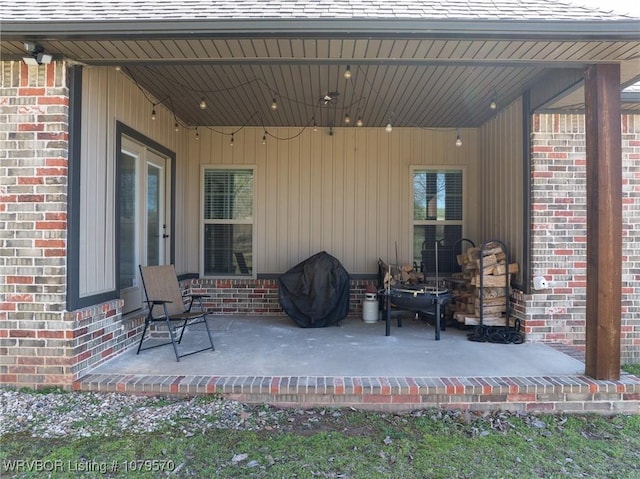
[201,166,254,276]
[412,168,463,275]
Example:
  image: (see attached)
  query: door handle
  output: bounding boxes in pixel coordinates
[162,234,170,238]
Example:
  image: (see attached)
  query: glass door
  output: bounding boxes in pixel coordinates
[119,138,171,314]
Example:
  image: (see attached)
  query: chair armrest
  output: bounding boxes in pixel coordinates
[145,299,173,305]
[183,294,210,312]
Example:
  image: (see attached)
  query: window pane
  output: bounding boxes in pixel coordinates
[203,169,253,220]
[204,224,253,275]
[119,153,137,289]
[413,170,462,221]
[146,163,160,266]
[414,225,463,275]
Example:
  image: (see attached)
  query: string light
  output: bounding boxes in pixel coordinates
[195,128,199,141]
[199,98,207,110]
[385,122,393,133]
[262,132,267,144]
[344,113,351,125]
[455,129,463,147]
[271,98,278,110]
[174,122,179,132]
[490,99,497,110]
[151,107,156,120]
[230,133,234,146]
[313,120,318,132]
[356,117,363,127]
[344,65,352,80]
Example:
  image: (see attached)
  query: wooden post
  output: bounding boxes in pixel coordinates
[584,64,622,380]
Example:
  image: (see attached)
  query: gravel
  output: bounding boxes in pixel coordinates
[0,389,295,439]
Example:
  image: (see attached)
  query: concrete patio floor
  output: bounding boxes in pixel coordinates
[93,315,585,377]
[76,315,640,413]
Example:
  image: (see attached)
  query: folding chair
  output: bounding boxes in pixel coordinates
[137,264,215,361]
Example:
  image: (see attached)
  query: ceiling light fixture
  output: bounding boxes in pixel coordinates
[385,123,393,133]
[344,65,352,80]
[199,98,207,110]
[455,129,463,147]
[271,98,278,110]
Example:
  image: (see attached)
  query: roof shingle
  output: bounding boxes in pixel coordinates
[1,0,637,22]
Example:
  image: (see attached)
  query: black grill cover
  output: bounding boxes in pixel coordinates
[278,251,350,328]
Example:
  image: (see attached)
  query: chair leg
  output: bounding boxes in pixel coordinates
[164,305,182,362]
[202,313,215,351]
[177,319,188,344]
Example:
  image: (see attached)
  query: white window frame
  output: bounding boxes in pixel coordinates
[200,165,256,278]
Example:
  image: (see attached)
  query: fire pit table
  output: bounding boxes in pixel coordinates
[381,286,453,340]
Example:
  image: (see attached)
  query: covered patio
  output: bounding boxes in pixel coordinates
[1,0,640,399]
[75,314,640,412]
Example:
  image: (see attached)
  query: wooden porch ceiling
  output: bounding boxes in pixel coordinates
[2,36,639,128]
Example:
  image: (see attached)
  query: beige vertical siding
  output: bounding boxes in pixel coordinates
[79,66,484,284]
[79,67,188,297]
[477,98,525,283]
[189,126,480,275]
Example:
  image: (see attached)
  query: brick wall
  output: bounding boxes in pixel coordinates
[190,277,378,318]
[0,61,135,389]
[528,113,640,363]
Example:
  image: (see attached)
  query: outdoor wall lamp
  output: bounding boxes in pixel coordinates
[23,42,52,65]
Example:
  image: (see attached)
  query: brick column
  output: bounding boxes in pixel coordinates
[528,113,588,346]
[528,112,640,365]
[0,61,71,388]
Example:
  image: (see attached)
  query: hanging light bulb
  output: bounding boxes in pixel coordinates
[344,113,351,125]
[174,122,179,132]
[344,65,352,80]
[490,99,497,110]
[455,129,463,147]
[271,98,278,110]
[313,119,318,132]
[230,133,234,146]
[195,128,199,141]
[114,65,121,72]
[262,132,267,145]
[385,122,393,133]
[356,117,363,127]
[199,98,207,110]
[151,108,156,121]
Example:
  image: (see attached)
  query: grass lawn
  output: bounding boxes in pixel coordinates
[2,389,640,479]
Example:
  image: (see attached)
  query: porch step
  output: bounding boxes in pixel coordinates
[73,372,640,413]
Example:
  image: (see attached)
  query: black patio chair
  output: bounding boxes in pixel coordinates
[137,264,215,361]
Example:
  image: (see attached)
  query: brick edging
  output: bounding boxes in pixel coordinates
[74,373,640,413]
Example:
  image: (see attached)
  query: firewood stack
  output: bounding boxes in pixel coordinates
[451,241,519,327]
[380,260,424,288]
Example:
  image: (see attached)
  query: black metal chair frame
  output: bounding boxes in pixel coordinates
[137,265,215,361]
